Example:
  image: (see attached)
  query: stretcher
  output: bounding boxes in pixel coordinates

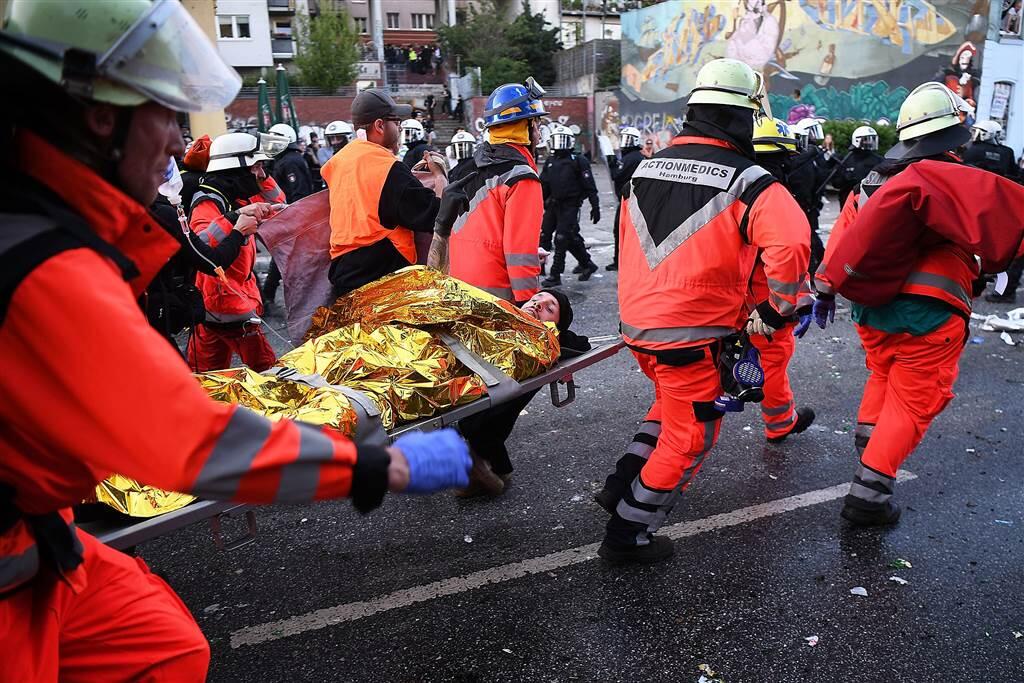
[81,338,625,552]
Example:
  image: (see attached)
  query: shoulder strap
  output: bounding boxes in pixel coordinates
[736,172,778,244]
[0,177,139,326]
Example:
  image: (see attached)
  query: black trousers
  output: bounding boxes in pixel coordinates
[457,391,538,476]
[263,260,282,301]
[807,210,825,280]
[546,201,592,277]
[1005,256,1024,295]
[611,201,622,265]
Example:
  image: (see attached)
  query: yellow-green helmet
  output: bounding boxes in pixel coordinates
[886,82,972,160]
[0,0,240,112]
[753,117,797,153]
[687,58,772,119]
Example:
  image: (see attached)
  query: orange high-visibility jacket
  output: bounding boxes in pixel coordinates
[0,134,386,596]
[618,135,810,354]
[449,143,543,303]
[322,140,417,263]
[815,169,978,316]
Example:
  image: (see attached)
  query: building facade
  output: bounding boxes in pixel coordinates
[978,0,1024,157]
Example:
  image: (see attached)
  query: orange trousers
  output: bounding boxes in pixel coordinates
[854,316,965,478]
[0,531,209,682]
[605,350,723,546]
[187,322,277,373]
[750,323,797,439]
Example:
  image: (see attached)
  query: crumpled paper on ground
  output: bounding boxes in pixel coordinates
[94,475,196,518]
[972,307,1024,332]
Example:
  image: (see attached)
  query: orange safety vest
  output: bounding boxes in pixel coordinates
[321,139,416,263]
[619,135,810,353]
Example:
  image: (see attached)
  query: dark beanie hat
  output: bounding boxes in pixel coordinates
[540,288,573,333]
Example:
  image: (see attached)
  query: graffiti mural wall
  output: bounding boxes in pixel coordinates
[613,0,990,143]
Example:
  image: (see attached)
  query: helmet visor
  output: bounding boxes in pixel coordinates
[255,133,289,161]
[99,0,241,113]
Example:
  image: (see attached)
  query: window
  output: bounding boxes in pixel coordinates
[989,81,1014,132]
[217,15,251,39]
[410,13,434,30]
[353,16,368,33]
[386,12,400,29]
[272,20,292,38]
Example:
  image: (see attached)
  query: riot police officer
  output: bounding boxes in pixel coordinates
[607,126,645,271]
[964,120,1018,178]
[833,125,883,207]
[539,123,600,286]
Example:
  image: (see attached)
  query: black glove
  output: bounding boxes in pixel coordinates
[434,172,477,237]
[590,204,600,224]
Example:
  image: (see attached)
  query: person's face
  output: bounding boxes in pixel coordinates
[251,161,267,182]
[367,117,401,153]
[522,291,560,323]
[529,118,541,150]
[99,102,184,205]
[958,51,972,70]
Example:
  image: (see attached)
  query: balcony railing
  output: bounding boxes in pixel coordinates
[268,0,295,11]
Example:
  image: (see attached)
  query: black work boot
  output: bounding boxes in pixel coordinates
[767,407,816,443]
[572,264,584,274]
[985,292,1017,304]
[578,262,598,281]
[594,488,618,515]
[841,499,902,527]
[605,262,618,271]
[598,534,674,564]
[541,275,562,287]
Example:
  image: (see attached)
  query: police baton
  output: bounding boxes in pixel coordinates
[814,150,852,197]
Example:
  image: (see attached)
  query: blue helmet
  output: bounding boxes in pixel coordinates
[483,77,547,128]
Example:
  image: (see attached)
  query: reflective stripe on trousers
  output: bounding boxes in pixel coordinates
[846,461,895,509]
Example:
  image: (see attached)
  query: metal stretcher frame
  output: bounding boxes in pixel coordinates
[87,339,625,551]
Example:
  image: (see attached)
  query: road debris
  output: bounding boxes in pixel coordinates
[463,535,473,543]
[890,558,913,569]
[889,576,908,585]
[804,635,819,647]
[850,587,868,597]
[697,663,725,683]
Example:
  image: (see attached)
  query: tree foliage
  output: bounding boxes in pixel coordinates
[438,0,562,93]
[295,7,360,93]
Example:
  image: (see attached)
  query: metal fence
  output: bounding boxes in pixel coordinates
[554,38,619,83]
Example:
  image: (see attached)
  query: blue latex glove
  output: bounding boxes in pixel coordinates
[793,314,813,338]
[812,296,836,330]
[393,429,471,494]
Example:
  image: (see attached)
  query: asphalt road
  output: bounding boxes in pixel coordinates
[149,166,1024,682]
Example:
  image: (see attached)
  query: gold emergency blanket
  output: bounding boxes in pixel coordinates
[304,267,560,381]
[196,366,360,434]
[94,475,195,518]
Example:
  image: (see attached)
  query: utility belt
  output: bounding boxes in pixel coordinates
[0,483,84,598]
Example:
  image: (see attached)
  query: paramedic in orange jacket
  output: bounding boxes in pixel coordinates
[594,59,810,564]
[323,88,446,297]
[448,79,547,303]
[749,116,817,442]
[187,131,285,372]
[0,3,471,680]
[812,83,984,526]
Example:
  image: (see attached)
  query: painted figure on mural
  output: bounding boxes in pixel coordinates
[937,42,979,104]
[725,0,780,71]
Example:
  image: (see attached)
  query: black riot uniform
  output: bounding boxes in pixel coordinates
[608,146,645,269]
[448,156,476,184]
[539,150,600,283]
[833,147,883,207]
[963,140,1018,178]
[784,146,827,277]
[272,144,314,203]
[402,139,433,170]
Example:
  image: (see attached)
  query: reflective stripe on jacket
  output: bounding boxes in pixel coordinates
[322,139,416,263]
[619,135,810,353]
[449,143,542,302]
[0,133,378,594]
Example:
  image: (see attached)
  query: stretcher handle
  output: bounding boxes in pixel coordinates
[209,509,258,551]
[549,375,576,408]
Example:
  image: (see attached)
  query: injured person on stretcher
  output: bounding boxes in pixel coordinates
[89,269,594,517]
[456,288,591,497]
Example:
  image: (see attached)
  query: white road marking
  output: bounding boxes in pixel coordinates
[230,470,916,648]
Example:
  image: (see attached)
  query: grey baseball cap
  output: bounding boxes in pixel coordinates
[351,88,412,127]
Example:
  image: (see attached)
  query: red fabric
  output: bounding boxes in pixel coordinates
[189,198,264,318]
[182,135,211,172]
[0,532,209,683]
[823,161,1024,306]
[750,325,797,439]
[634,351,723,491]
[186,324,277,373]
[855,316,966,477]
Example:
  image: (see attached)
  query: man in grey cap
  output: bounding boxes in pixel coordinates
[322,89,449,296]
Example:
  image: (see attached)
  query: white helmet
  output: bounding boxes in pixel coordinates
[791,117,825,143]
[207,132,289,172]
[325,120,354,151]
[620,126,642,149]
[971,120,1003,143]
[451,130,476,160]
[269,123,296,144]
[851,125,879,151]
[400,118,425,145]
[549,123,575,151]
